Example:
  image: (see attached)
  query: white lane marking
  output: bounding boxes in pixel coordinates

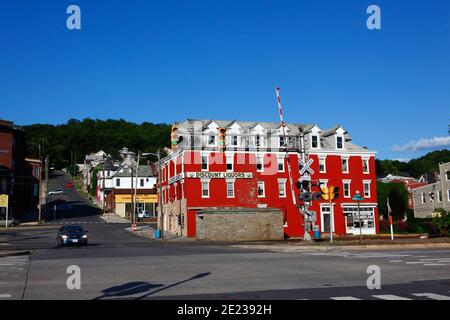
[330,296,362,300]
[413,293,450,300]
[424,264,446,266]
[373,295,412,300]
[0,294,12,299]
[419,258,450,261]
[405,262,425,264]
[389,260,403,263]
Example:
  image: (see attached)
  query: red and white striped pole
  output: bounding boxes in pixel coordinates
[276,87,297,205]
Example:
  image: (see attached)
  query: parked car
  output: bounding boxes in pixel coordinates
[66,182,74,189]
[56,225,88,247]
[0,219,20,227]
[48,189,64,195]
[137,210,151,219]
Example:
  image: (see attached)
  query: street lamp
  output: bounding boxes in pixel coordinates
[141,150,163,240]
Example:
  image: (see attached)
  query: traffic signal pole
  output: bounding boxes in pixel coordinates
[329,194,334,243]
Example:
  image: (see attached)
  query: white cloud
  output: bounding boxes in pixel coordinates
[392,136,450,152]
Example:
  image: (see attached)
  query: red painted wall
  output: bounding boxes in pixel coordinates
[0,131,13,169]
[162,150,378,238]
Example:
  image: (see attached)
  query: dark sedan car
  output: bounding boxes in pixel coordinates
[56,225,88,247]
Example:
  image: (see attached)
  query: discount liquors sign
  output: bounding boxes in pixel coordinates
[186,172,253,179]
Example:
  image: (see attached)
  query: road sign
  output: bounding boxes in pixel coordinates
[352,194,364,201]
[0,194,8,208]
[299,174,311,182]
[299,158,314,175]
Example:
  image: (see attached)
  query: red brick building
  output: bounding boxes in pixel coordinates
[0,120,40,221]
[159,119,378,238]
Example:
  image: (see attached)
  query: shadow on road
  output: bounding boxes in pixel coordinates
[94,272,211,300]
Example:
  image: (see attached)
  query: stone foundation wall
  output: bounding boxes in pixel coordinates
[162,199,187,236]
[196,208,284,241]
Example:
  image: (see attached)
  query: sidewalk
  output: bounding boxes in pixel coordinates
[125,224,196,242]
[99,213,130,224]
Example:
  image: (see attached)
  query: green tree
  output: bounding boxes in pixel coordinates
[21,118,172,169]
[377,182,409,220]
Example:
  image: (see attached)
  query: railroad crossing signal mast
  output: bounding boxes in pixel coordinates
[275,87,317,241]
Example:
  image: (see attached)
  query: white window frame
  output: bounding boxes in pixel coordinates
[226,179,235,198]
[278,179,287,198]
[362,158,370,174]
[319,156,326,173]
[277,155,285,172]
[201,179,210,198]
[342,157,349,173]
[257,181,265,198]
[437,190,443,202]
[363,180,371,198]
[226,153,233,172]
[116,178,120,187]
[421,192,426,204]
[256,154,264,172]
[448,189,450,202]
[343,180,351,198]
[201,153,209,172]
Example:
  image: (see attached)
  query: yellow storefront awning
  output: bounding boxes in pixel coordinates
[115,194,158,203]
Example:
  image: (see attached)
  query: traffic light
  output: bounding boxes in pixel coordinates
[296,180,310,191]
[333,187,340,200]
[298,191,313,202]
[218,127,226,150]
[171,125,184,150]
[320,185,339,201]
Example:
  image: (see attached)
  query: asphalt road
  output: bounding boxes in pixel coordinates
[1,171,450,300]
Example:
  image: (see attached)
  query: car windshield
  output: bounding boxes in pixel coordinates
[63,226,84,233]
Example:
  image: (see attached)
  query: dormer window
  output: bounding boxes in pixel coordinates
[208,135,216,146]
[279,136,286,148]
[231,135,238,146]
[255,135,261,147]
[311,135,319,149]
[336,136,344,149]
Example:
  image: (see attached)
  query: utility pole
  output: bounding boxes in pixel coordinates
[37,143,42,223]
[132,151,140,226]
[130,159,135,225]
[44,155,49,220]
[157,149,164,240]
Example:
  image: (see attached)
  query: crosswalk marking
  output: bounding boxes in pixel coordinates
[330,296,362,300]
[413,293,450,300]
[372,294,412,300]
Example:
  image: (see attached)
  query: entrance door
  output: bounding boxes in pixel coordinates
[321,205,331,232]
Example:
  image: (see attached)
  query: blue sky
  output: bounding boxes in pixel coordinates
[0,0,449,160]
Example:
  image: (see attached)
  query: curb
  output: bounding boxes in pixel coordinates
[242,242,450,251]
[0,250,32,258]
